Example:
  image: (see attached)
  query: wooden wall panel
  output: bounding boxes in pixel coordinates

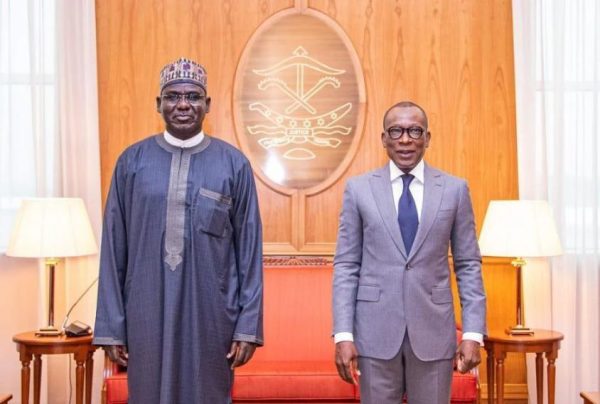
[452,258,527,388]
[96,0,518,249]
[96,0,524,397]
[306,0,518,235]
[96,0,296,203]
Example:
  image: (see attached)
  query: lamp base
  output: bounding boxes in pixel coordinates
[505,325,534,336]
[36,326,62,337]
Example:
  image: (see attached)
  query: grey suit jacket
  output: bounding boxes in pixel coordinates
[333,163,486,361]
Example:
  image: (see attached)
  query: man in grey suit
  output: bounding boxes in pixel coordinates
[333,101,486,403]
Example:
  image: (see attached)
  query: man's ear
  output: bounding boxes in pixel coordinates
[156,96,162,113]
[205,97,212,113]
[381,131,386,147]
[425,131,431,148]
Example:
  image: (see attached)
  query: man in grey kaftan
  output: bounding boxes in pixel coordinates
[94,58,263,404]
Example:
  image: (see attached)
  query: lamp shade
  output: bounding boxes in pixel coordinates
[6,198,98,258]
[479,200,562,258]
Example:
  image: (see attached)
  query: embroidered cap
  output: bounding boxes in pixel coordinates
[159,57,207,92]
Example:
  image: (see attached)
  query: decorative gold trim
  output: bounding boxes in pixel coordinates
[263,255,332,266]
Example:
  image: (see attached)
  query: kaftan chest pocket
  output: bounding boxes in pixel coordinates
[192,188,232,238]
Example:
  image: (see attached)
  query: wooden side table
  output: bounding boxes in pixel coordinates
[484,329,563,404]
[13,331,97,404]
[581,391,600,404]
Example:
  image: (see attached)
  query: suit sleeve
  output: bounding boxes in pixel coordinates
[231,160,264,345]
[332,179,363,335]
[93,157,129,346]
[451,181,487,335]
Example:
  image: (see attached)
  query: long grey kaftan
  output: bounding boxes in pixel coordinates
[93,134,263,404]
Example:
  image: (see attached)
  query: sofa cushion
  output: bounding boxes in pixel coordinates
[233,361,356,401]
[449,371,478,402]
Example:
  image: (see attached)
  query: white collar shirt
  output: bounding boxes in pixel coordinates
[163,130,205,148]
[389,159,425,220]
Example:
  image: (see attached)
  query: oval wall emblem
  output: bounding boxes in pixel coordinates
[234,9,365,191]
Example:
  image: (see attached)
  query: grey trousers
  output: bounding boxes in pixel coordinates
[358,333,454,404]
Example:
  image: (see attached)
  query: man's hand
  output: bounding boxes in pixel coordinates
[455,340,481,373]
[103,345,128,367]
[335,341,360,385]
[227,341,257,369]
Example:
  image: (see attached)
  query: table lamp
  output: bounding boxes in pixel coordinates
[6,198,98,336]
[478,200,562,335]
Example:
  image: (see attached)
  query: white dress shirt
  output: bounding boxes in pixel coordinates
[163,130,205,148]
[335,159,483,345]
[390,159,425,218]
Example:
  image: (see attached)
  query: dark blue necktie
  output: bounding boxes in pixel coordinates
[398,174,418,254]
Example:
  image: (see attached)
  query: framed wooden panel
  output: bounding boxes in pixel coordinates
[232,7,367,253]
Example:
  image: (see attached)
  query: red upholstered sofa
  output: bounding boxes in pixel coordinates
[102,259,479,403]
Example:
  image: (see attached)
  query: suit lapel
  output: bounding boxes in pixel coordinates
[408,164,444,260]
[369,165,408,259]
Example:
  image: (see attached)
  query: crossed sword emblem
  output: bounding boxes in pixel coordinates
[248,46,352,154]
[252,46,346,115]
[258,76,341,115]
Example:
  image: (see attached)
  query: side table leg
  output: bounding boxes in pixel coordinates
[75,358,85,404]
[535,353,543,404]
[547,350,558,404]
[85,352,94,404]
[486,348,495,404]
[33,354,42,404]
[19,352,32,404]
[496,352,507,404]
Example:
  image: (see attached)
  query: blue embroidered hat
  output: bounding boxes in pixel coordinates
[159,57,207,92]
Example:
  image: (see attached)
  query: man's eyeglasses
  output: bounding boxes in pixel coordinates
[161,92,206,105]
[385,126,426,140]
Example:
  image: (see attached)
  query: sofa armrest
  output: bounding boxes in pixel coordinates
[103,351,121,379]
[102,351,127,404]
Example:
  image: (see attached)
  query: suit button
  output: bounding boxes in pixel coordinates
[405,264,410,270]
